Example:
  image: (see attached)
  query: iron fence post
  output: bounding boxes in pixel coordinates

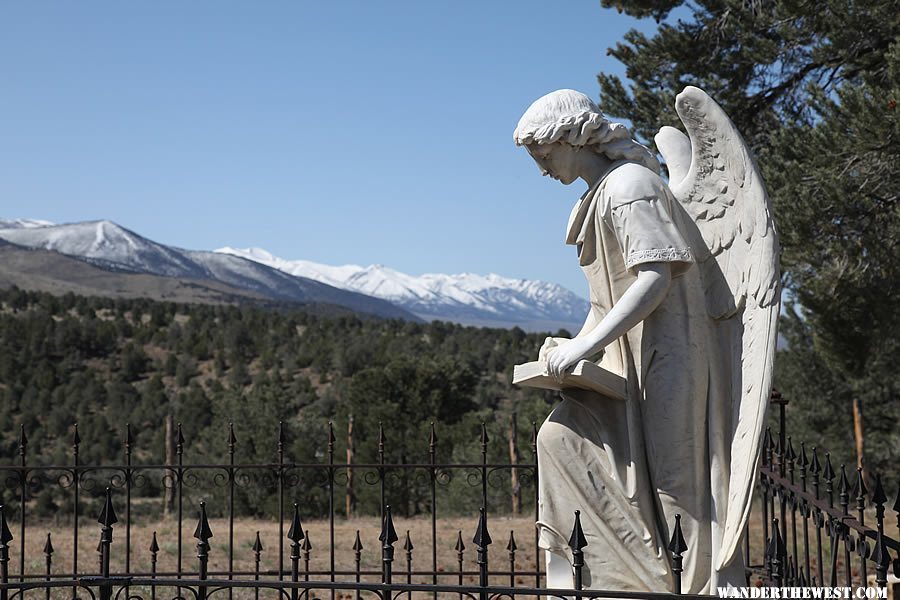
[194,501,213,600]
[668,514,687,594]
[97,488,117,600]
[455,530,465,600]
[72,425,80,600]
[253,531,263,600]
[380,505,398,600]
[0,505,12,600]
[404,530,414,600]
[353,530,363,600]
[568,511,587,595]
[150,532,159,600]
[473,507,491,600]
[872,475,889,589]
[506,531,517,589]
[43,533,53,600]
[768,518,785,587]
[288,503,304,600]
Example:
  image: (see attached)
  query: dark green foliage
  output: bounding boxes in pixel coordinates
[0,287,556,517]
[597,0,899,472]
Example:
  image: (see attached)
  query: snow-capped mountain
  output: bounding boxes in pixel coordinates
[0,218,55,229]
[0,217,588,330]
[0,220,415,320]
[217,247,589,331]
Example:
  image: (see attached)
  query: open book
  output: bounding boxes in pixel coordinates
[512,360,627,401]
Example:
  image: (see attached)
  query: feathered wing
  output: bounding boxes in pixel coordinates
[655,86,780,569]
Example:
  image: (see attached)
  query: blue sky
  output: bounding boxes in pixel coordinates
[0,1,664,297]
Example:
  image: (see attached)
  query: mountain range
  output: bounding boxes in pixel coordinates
[0,219,588,331]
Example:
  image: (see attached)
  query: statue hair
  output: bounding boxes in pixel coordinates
[513,89,660,174]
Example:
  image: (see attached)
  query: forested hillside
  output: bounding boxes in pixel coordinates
[0,285,890,519]
[0,287,559,514]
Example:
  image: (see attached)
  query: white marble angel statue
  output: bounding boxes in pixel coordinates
[512,87,780,593]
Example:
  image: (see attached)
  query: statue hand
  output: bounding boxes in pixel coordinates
[545,337,595,379]
[538,336,569,361]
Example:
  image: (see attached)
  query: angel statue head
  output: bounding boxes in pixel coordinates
[513,89,659,185]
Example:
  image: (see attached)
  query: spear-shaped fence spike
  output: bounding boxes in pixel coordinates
[18,425,27,455]
[569,510,588,591]
[798,442,809,469]
[473,507,492,547]
[768,518,785,585]
[301,531,312,553]
[872,474,887,507]
[328,421,336,446]
[403,530,414,553]
[480,423,489,447]
[668,513,688,555]
[353,530,363,553]
[839,464,851,513]
[72,424,81,449]
[506,531,517,554]
[455,530,465,554]
[125,423,134,452]
[380,505,398,546]
[429,422,437,448]
[252,531,263,554]
[42,533,53,556]
[568,510,587,552]
[810,447,821,474]
[193,501,213,543]
[856,467,868,510]
[150,531,159,554]
[228,423,237,451]
[378,423,385,460]
[0,506,13,544]
[668,514,687,594]
[785,437,796,463]
[98,488,118,527]
[176,423,185,454]
[278,421,285,449]
[287,503,304,543]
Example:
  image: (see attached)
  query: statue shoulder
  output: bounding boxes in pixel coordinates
[603,163,667,208]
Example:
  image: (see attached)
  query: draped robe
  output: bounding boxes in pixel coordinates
[536,161,747,593]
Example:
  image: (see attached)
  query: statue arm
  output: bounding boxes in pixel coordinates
[545,262,672,378]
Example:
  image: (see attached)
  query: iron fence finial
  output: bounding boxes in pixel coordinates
[98,488,118,527]
[455,530,465,554]
[72,424,81,449]
[42,533,53,556]
[228,423,237,450]
[193,501,213,542]
[125,423,134,451]
[403,530,414,552]
[668,513,687,555]
[506,531,517,553]
[352,530,363,553]
[149,531,159,554]
[380,505,398,546]
[253,531,263,554]
[872,474,887,507]
[0,506,12,544]
[287,503,304,543]
[568,510,587,552]
[473,506,492,547]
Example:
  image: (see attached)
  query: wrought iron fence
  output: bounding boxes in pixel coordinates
[757,392,899,589]
[0,392,897,600]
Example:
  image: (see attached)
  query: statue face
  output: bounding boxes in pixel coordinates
[525,142,580,185]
